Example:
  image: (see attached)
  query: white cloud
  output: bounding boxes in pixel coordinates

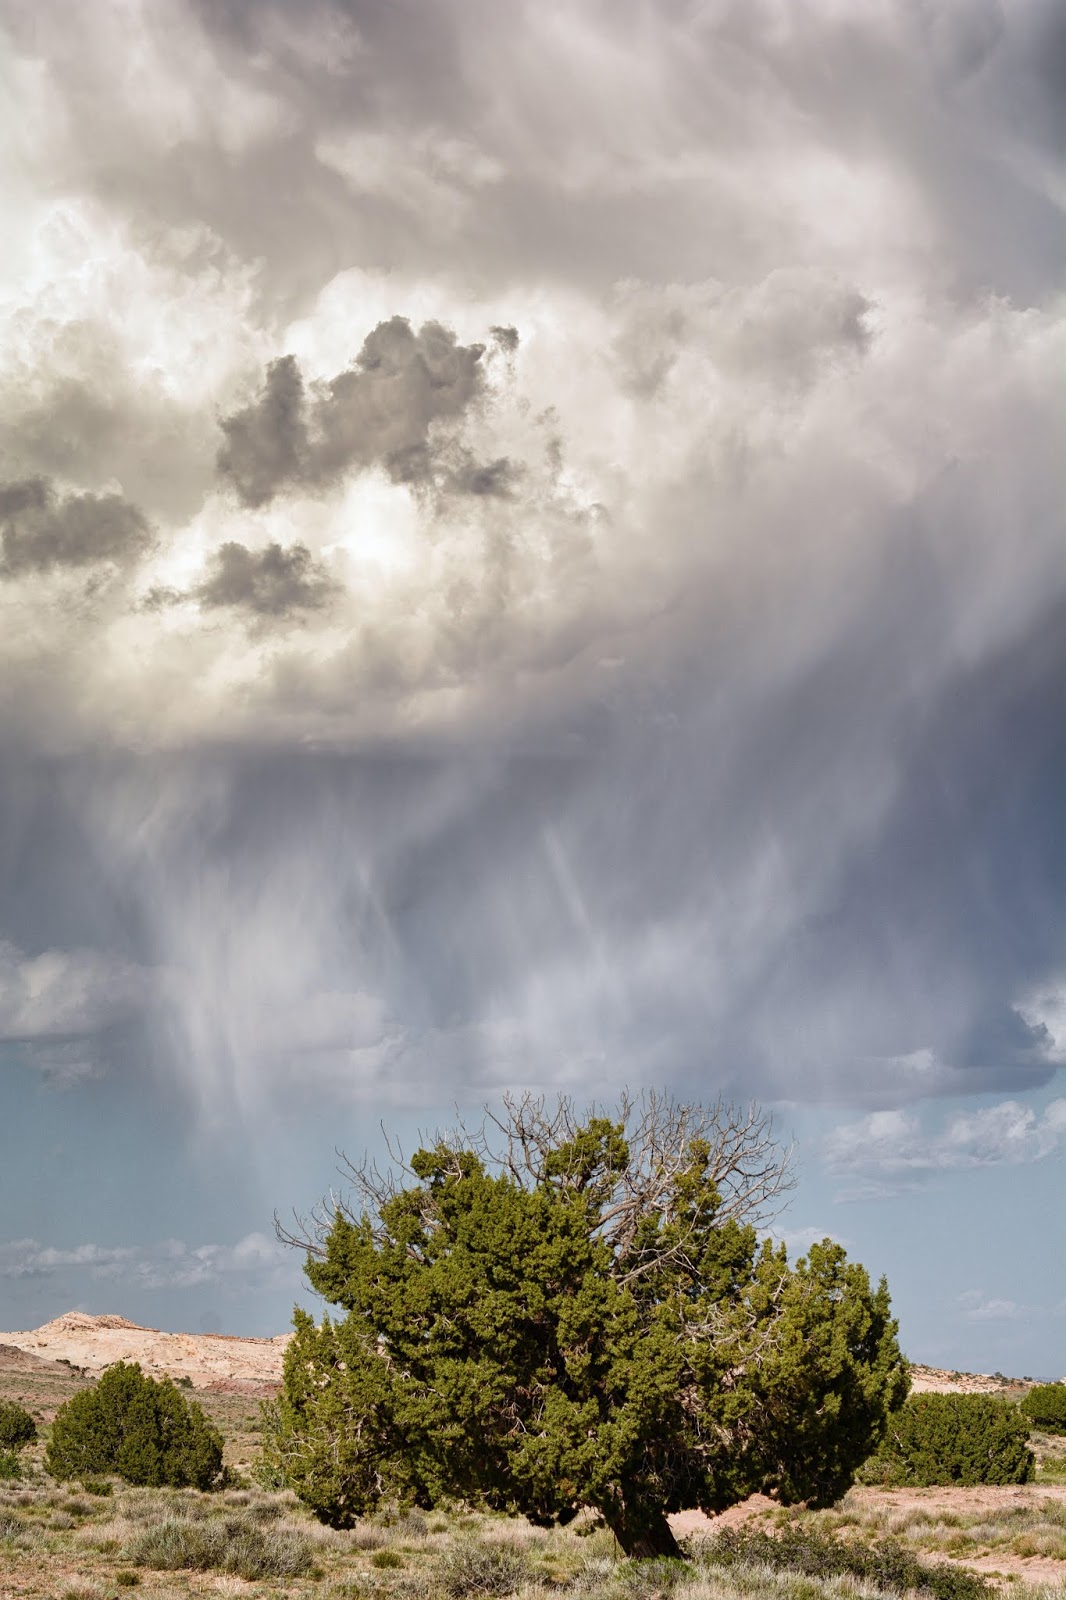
[0,0,1062,1123]
[767,1225,844,1258]
[825,1098,1066,1175]
[316,128,503,234]
[1016,981,1066,1065]
[0,1232,296,1291]
[959,1291,1025,1323]
[0,940,156,1043]
[2,0,289,176]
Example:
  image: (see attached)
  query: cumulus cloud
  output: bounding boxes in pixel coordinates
[0,1232,295,1291]
[216,317,487,505]
[825,1099,1066,1175]
[0,940,154,1044]
[0,0,1061,1126]
[214,356,308,510]
[194,540,336,617]
[1015,981,1066,1065]
[958,1291,1025,1323]
[768,1225,843,1259]
[0,478,151,576]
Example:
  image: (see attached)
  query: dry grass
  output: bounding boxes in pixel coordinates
[1,1483,1063,1600]
[2,1357,1064,1600]
[1032,1438,1066,1487]
[794,1488,1066,1564]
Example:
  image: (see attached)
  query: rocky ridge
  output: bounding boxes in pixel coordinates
[0,1314,1046,1399]
[907,1363,1038,1395]
[0,1311,290,1395]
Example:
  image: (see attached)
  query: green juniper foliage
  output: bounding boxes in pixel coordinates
[0,1400,36,1453]
[1020,1382,1066,1437]
[45,1361,224,1489]
[859,1392,1035,1487]
[270,1094,907,1555]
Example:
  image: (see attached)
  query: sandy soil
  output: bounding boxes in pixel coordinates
[2,1311,1061,1588]
[907,1365,1038,1396]
[0,1311,289,1393]
[670,1485,1066,1587]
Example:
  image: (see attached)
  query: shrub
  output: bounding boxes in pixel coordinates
[125,1511,314,1579]
[615,1556,692,1596]
[701,1526,990,1600]
[0,1400,36,1452]
[252,1397,290,1490]
[370,1548,404,1568]
[45,1361,224,1489]
[0,1452,22,1481]
[1021,1383,1066,1436]
[437,1538,531,1597]
[858,1393,1034,1487]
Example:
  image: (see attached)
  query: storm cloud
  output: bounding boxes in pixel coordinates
[216,317,487,504]
[0,0,1062,1138]
[195,540,336,616]
[0,478,152,576]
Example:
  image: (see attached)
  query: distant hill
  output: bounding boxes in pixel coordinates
[906,1362,1037,1395]
[0,1311,289,1395]
[0,1313,1046,1399]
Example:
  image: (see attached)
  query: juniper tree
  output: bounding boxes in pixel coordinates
[46,1361,224,1489]
[861,1393,1035,1486]
[1021,1382,1066,1436]
[272,1093,907,1555]
[0,1400,36,1453]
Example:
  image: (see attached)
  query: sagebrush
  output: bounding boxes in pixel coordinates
[700,1524,991,1600]
[124,1510,314,1579]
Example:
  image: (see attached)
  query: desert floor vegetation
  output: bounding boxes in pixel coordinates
[1,1473,1066,1600]
[763,1486,1066,1570]
[1,1360,1065,1599]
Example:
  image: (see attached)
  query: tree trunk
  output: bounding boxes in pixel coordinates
[606,1507,682,1560]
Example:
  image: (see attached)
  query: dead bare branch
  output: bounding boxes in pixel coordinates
[276,1091,795,1285]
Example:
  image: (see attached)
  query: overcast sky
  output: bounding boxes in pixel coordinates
[0,0,1063,1375]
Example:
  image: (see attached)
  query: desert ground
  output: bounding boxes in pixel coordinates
[1,1314,1064,1599]
[0,1313,288,1394]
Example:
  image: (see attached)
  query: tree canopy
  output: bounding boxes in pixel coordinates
[860,1392,1034,1486]
[0,1399,37,1454]
[46,1361,224,1489]
[271,1093,907,1555]
[1020,1382,1066,1437]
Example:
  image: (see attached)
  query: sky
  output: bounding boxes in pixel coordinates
[0,0,1063,1377]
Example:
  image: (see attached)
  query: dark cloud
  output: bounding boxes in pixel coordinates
[195,540,335,616]
[444,452,517,498]
[216,355,307,509]
[216,318,486,505]
[0,374,222,526]
[0,478,152,577]
[0,0,1063,1128]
